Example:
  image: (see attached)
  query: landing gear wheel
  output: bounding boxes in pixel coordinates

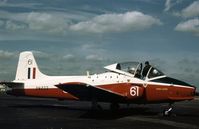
[91,104,102,111]
[110,103,120,111]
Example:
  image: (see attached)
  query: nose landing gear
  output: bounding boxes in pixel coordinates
[163,103,173,116]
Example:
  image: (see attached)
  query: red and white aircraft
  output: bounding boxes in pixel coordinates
[1,51,197,115]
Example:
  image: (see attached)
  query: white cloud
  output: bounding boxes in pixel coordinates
[0,11,70,34]
[0,11,162,34]
[32,50,50,59]
[5,20,27,30]
[0,50,16,59]
[0,0,41,8]
[63,54,75,60]
[81,44,95,50]
[164,0,172,12]
[86,54,104,61]
[175,18,199,36]
[164,0,183,12]
[80,44,108,58]
[26,12,69,33]
[70,11,162,33]
[181,1,199,18]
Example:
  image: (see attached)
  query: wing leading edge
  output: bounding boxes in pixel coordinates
[55,82,126,102]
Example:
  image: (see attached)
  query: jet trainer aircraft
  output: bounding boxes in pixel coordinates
[1,51,197,116]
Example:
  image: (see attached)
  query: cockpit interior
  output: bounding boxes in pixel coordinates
[114,62,165,80]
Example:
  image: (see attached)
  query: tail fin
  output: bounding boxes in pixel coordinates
[15,51,47,81]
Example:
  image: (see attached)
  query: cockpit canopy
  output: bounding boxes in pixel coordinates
[104,62,165,80]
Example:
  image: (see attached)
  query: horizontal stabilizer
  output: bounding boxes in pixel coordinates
[0,82,24,88]
[56,82,126,102]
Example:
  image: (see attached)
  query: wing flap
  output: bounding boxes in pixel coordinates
[56,82,126,102]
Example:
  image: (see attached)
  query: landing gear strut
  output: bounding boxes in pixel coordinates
[163,103,173,116]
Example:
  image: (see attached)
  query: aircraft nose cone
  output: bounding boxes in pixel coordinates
[194,87,199,96]
[191,86,196,96]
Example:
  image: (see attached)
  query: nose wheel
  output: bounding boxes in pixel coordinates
[163,103,173,116]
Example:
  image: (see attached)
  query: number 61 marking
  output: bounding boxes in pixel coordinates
[130,86,139,96]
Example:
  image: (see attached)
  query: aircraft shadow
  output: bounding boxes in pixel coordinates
[9,104,159,119]
[9,103,88,111]
[9,103,199,120]
[79,107,157,120]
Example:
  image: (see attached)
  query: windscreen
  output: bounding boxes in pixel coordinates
[148,67,165,79]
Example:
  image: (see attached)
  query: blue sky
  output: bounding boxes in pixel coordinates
[0,0,199,87]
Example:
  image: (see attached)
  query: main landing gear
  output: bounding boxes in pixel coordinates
[91,99,102,110]
[163,103,173,116]
[91,101,120,111]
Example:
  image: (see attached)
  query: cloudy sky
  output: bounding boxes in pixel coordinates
[0,0,199,87]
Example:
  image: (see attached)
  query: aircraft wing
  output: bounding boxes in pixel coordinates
[56,83,126,102]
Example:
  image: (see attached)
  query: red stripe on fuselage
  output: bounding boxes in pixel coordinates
[9,88,78,100]
[8,82,195,103]
[97,83,195,102]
